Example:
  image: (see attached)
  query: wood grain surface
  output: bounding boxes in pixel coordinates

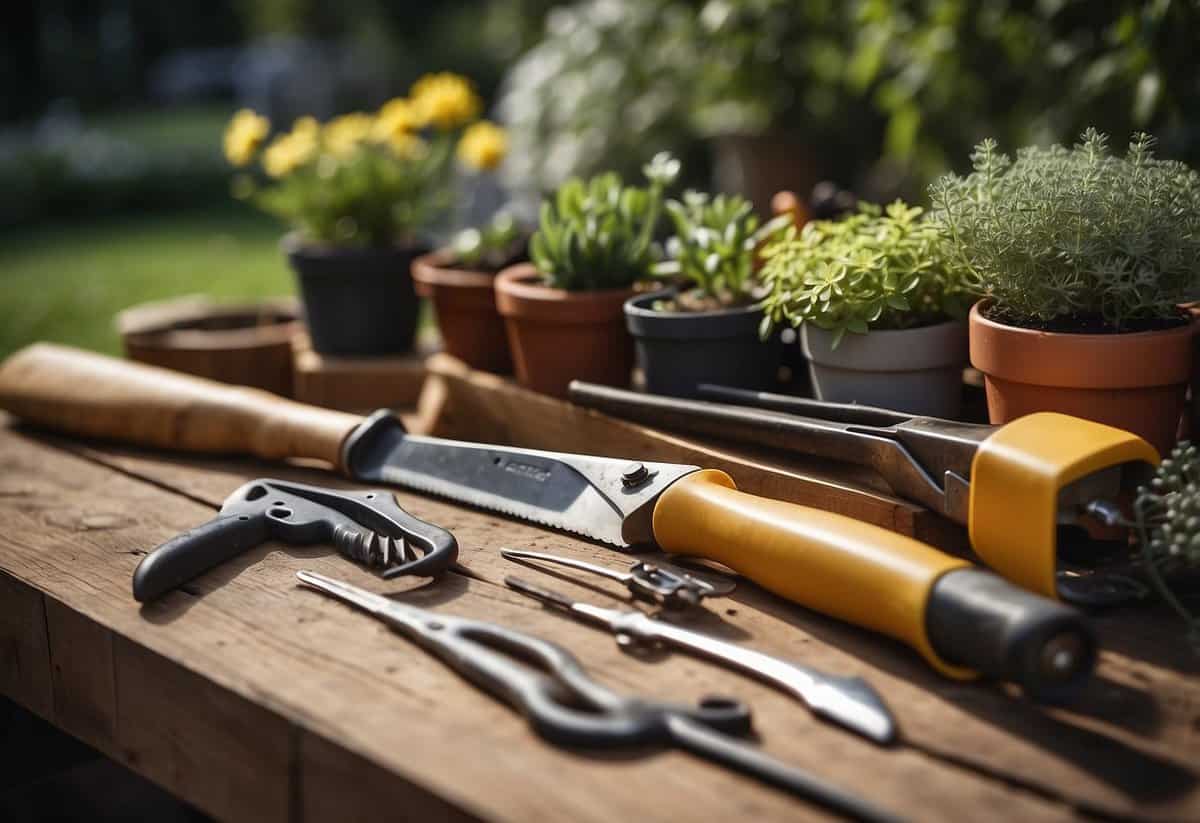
[1,418,1198,821]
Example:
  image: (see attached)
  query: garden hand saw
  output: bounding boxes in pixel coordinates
[0,343,1094,699]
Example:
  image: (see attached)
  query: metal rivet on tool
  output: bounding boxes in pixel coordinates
[621,462,649,488]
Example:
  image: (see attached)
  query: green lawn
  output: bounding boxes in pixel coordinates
[0,206,294,358]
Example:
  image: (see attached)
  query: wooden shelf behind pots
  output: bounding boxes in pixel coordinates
[292,332,440,412]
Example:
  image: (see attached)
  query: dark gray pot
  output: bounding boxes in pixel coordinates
[284,234,427,356]
[624,290,781,398]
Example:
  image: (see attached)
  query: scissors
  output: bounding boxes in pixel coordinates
[296,571,902,823]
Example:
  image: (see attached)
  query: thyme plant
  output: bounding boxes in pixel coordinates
[651,191,791,306]
[758,201,974,347]
[929,129,1200,331]
[529,153,680,291]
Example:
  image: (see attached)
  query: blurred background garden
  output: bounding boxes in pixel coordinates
[2,0,1197,360]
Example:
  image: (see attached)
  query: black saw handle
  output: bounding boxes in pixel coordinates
[133,478,458,602]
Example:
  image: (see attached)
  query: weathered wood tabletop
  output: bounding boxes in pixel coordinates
[1,415,1198,822]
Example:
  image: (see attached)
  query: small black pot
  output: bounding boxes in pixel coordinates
[284,235,428,356]
[624,290,782,398]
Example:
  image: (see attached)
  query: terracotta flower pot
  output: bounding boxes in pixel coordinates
[494,263,635,398]
[969,301,1195,454]
[412,251,512,374]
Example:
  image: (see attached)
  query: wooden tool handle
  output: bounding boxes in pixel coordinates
[652,470,974,677]
[0,343,363,469]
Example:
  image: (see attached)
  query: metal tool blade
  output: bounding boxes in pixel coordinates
[343,412,699,548]
[501,548,633,585]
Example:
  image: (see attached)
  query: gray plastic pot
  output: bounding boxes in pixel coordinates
[801,319,968,418]
[625,290,781,398]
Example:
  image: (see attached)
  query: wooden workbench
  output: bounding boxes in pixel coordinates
[0,417,1197,822]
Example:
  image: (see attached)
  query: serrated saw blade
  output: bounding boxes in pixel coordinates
[344,413,698,548]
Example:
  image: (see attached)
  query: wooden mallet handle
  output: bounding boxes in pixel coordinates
[0,343,364,469]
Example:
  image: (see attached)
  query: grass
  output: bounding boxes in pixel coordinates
[0,206,294,358]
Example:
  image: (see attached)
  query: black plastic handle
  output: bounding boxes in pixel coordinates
[133,514,269,602]
[132,478,458,603]
[925,568,1097,701]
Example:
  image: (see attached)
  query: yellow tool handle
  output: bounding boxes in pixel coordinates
[0,343,363,469]
[652,470,974,677]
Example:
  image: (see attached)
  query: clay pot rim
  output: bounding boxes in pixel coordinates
[412,249,497,290]
[117,298,301,352]
[624,289,766,341]
[495,263,636,323]
[969,300,1196,388]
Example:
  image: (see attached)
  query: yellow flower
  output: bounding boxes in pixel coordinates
[385,131,427,160]
[261,120,319,178]
[410,72,481,130]
[323,112,374,158]
[457,121,508,171]
[373,97,424,140]
[223,109,270,166]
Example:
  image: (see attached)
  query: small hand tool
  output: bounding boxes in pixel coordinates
[296,570,903,823]
[499,548,735,610]
[132,478,457,602]
[567,380,1160,605]
[503,574,897,744]
[0,344,1096,698]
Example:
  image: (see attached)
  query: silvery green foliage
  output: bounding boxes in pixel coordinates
[1135,442,1200,644]
[529,153,679,291]
[929,129,1200,329]
[498,0,698,194]
[758,201,974,348]
[652,191,791,300]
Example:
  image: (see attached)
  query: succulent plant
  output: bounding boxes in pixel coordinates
[529,152,679,291]
[651,191,790,305]
[450,210,525,271]
[929,129,1200,331]
[758,200,975,347]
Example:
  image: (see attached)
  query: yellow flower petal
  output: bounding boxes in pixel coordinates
[323,112,374,158]
[457,121,508,171]
[223,109,270,166]
[410,72,481,130]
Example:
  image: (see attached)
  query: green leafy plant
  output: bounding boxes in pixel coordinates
[758,200,974,347]
[929,129,1200,331]
[529,152,680,291]
[651,191,791,306]
[1133,442,1200,646]
[450,210,525,271]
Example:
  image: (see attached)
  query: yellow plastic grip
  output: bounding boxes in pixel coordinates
[652,470,975,679]
[969,412,1160,599]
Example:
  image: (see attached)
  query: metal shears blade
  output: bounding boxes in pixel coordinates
[500,548,734,610]
[504,576,898,745]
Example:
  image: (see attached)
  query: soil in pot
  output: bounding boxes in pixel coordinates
[969,301,1195,454]
[625,290,781,398]
[801,320,969,418]
[285,235,427,356]
[494,263,635,399]
[413,250,513,374]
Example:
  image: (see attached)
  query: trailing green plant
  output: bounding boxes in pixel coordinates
[1133,442,1200,647]
[650,191,791,306]
[449,210,525,271]
[529,152,680,291]
[929,129,1200,331]
[758,200,975,347]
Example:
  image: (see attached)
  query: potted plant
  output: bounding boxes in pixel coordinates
[930,129,1200,452]
[625,191,791,397]
[759,201,976,417]
[412,210,526,374]
[222,73,506,356]
[495,153,680,398]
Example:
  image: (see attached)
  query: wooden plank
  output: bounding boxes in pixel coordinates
[22,425,1200,820]
[0,572,53,720]
[420,354,969,554]
[292,333,434,412]
[0,424,1082,823]
[44,600,117,749]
